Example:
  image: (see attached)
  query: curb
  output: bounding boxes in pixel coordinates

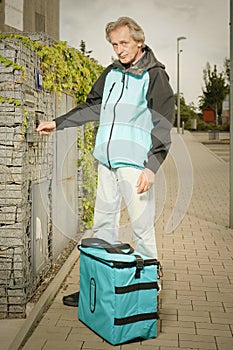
[8,247,80,350]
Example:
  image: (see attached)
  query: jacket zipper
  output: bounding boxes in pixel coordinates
[104,82,116,110]
[106,73,126,168]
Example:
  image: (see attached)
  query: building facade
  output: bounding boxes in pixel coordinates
[0,0,59,40]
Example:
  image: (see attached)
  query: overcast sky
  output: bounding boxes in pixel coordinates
[60,0,230,108]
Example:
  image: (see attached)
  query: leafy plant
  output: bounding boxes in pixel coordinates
[78,122,98,229]
[36,40,103,228]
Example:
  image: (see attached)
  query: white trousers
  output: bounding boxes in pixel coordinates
[93,163,157,259]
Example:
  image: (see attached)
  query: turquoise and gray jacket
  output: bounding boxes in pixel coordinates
[55,46,175,174]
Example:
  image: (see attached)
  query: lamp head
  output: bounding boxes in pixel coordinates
[177,36,187,41]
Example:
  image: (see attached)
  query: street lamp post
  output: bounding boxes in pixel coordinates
[230,0,233,228]
[177,36,187,134]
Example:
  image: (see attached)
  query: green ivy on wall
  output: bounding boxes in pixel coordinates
[36,39,104,229]
[0,33,104,229]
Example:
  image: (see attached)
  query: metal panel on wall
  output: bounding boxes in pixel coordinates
[52,94,79,258]
[31,179,50,275]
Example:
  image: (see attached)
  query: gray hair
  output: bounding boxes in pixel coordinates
[105,17,145,47]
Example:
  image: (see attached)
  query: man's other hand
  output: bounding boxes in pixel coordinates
[136,168,155,194]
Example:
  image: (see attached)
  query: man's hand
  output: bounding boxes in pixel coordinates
[36,121,56,135]
[136,168,155,194]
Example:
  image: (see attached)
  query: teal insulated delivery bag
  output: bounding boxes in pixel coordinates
[78,238,161,345]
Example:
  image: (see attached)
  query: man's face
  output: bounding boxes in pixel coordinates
[109,25,143,65]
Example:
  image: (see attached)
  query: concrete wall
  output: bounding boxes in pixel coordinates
[0,0,60,40]
[52,94,79,259]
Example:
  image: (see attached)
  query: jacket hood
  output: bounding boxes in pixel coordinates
[111,45,165,76]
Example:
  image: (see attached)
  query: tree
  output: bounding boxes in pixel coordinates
[199,62,229,124]
[79,40,99,64]
[174,93,198,128]
[79,40,92,57]
[223,58,230,83]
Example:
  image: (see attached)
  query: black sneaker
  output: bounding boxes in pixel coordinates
[62,291,79,307]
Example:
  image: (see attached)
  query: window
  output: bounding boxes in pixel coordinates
[35,12,45,32]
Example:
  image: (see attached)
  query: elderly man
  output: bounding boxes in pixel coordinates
[37,16,174,306]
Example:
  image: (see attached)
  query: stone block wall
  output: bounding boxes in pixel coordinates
[0,34,80,318]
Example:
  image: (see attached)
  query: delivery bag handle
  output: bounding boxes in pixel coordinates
[81,237,134,255]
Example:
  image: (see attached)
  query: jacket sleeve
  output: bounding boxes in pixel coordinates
[55,66,112,130]
[144,67,175,174]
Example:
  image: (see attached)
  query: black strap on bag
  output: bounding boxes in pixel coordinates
[134,254,144,278]
[81,237,135,255]
[80,238,144,278]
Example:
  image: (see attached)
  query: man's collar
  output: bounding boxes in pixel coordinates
[132,51,145,66]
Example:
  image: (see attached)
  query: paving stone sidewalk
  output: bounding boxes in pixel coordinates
[10,130,233,349]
